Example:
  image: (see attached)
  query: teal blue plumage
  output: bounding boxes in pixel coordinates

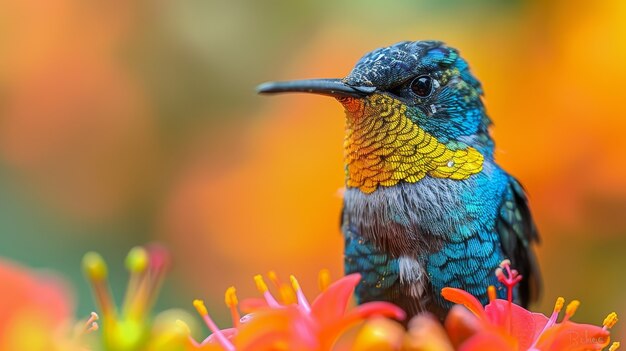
[340,41,540,318]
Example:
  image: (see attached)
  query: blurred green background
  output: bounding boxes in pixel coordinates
[1,0,625,340]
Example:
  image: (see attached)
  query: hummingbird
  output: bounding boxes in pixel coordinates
[257,40,540,318]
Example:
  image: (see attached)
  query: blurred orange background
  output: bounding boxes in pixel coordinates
[1,0,625,339]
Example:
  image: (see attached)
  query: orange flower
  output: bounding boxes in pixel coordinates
[442,260,619,351]
[0,258,97,351]
[183,271,406,350]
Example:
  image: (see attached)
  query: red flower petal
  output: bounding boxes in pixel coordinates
[484,299,548,349]
[0,259,74,351]
[441,287,487,320]
[318,301,405,349]
[334,301,405,328]
[310,273,361,326]
[235,306,318,351]
[534,321,610,351]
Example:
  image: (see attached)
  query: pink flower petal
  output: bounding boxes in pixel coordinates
[441,287,487,320]
[234,306,318,351]
[484,299,548,349]
[310,273,361,326]
[317,301,405,350]
[534,321,610,351]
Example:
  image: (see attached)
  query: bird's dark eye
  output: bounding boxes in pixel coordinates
[410,75,433,97]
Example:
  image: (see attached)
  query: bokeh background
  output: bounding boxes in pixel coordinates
[1,0,625,340]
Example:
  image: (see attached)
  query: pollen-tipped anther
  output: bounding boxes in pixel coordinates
[290,275,311,313]
[603,312,619,330]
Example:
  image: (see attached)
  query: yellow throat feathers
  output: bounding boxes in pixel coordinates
[341,93,484,194]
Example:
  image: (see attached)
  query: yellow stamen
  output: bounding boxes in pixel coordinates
[125,246,148,273]
[193,299,208,316]
[82,252,108,281]
[487,285,496,302]
[175,320,191,335]
[279,284,297,304]
[289,275,301,291]
[554,297,565,313]
[224,286,241,327]
[604,312,619,329]
[122,247,150,320]
[268,270,281,289]
[225,286,238,307]
[565,300,580,317]
[318,269,331,292]
[268,270,278,281]
[254,274,269,293]
[81,252,116,321]
[609,341,620,351]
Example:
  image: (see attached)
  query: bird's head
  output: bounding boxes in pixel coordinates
[258,41,492,193]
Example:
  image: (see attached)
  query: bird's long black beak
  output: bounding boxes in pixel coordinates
[256,79,375,98]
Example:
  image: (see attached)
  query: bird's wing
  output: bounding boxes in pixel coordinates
[496,176,541,306]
